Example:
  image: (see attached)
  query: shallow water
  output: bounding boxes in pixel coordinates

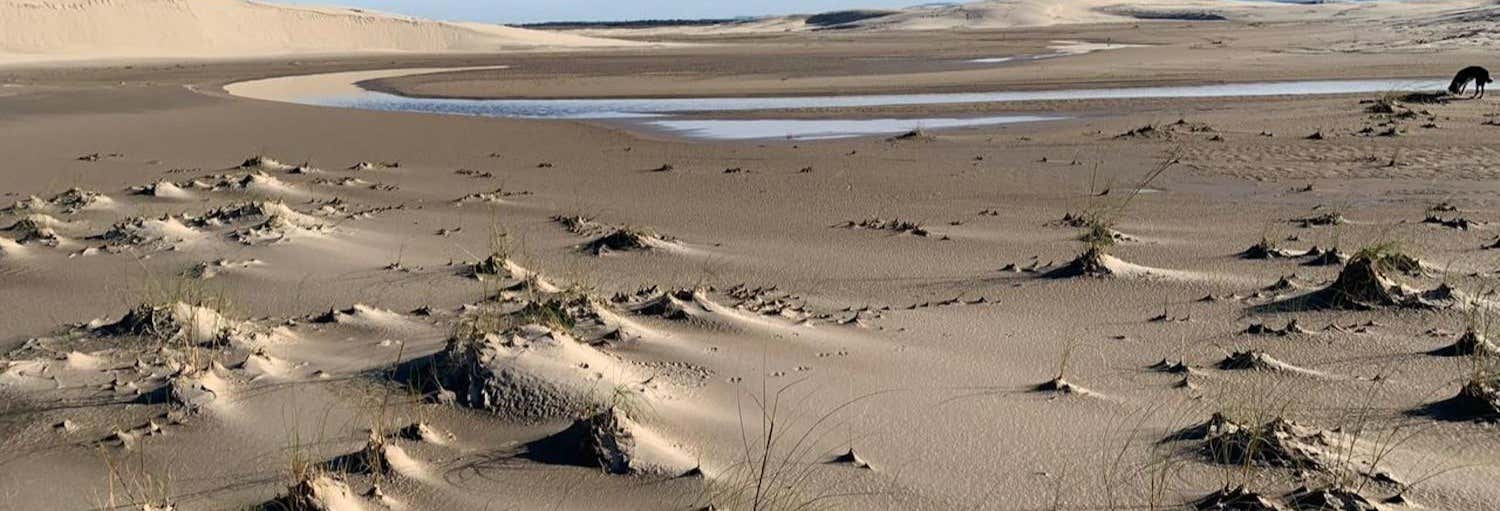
[640,116,1064,140]
[229,70,1445,141]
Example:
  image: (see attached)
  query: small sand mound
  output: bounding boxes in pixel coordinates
[191,201,329,244]
[268,474,367,511]
[1195,486,1283,511]
[1244,320,1309,337]
[234,171,301,196]
[1044,247,1115,278]
[468,254,522,284]
[1217,351,1318,376]
[4,214,67,244]
[131,180,194,200]
[240,349,293,379]
[1261,252,1441,312]
[829,448,874,469]
[98,302,243,346]
[553,214,602,234]
[581,228,673,255]
[328,431,410,476]
[0,235,23,257]
[1034,376,1091,396]
[1452,378,1500,419]
[724,284,811,321]
[1433,328,1500,357]
[454,187,526,206]
[837,218,929,237]
[189,171,306,197]
[553,216,678,255]
[1303,247,1349,267]
[95,216,203,250]
[135,368,231,413]
[195,201,317,226]
[5,188,112,214]
[348,161,398,171]
[186,258,264,279]
[1242,238,1304,259]
[1164,413,1238,443]
[1053,212,1092,228]
[531,408,633,474]
[1285,486,1381,511]
[1262,275,1310,295]
[1043,247,1185,280]
[1201,417,1349,472]
[1423,215,1477,230]
[422,325,644,420]
[239,155,292,171]
[1150,359,1197,376]
[1293,212,1345,228]
[1115,121,1214,141]
[395,422,450,445]
[232,213,330,244]
[611,287,698,320]
[526,407,693,476]
[312,304,412,329]
[167,370,228,411]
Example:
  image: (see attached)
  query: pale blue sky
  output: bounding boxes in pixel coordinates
[271,0,925,24]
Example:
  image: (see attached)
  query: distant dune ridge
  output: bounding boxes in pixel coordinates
[819,0,1489,30]
[559,0,1488,36]
[0,0,632,64]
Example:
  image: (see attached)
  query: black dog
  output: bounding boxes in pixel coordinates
[1449,66,1492,98]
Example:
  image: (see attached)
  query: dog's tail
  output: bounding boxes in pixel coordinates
[1449,72,1469,94]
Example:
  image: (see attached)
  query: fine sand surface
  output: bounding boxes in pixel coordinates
[5,3,1500,511]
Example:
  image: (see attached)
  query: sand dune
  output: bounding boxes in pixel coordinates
[570,0,1486,35]
[0,0,633,64]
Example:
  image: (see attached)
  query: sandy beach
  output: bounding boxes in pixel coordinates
[4,1,1500,510]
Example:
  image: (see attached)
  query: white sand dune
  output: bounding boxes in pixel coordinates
[0,0,634,65]
[574,0,1486,35]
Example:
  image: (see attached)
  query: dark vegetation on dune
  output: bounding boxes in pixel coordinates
[805,10,898,27]
[516,18,749,30]
[1120,10,1227,21]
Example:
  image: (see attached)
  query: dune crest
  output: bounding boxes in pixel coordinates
[0,0,632,64]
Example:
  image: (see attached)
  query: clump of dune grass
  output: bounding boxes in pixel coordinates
[699,377,893,511]
[1049,151,1178,277]
[1441,302,1500,357]
[1453,322,1500,419]
[469,222,513,279]
[1036,339,1089,395]
[1353,242,1420,274]
[514,298,579,331]
[95,447,175,511]
[1302,242,1420,309]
